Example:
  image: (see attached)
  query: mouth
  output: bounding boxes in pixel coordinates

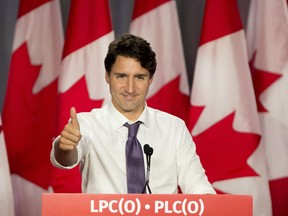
[124,95,135,100]
[122,93,137,101]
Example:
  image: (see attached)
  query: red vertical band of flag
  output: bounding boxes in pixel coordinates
[62,0,112,58]
[131,0,169,19]
[199,0,242,45]
[18,0,51,17]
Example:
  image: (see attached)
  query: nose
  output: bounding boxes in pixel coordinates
[125,77,135,93]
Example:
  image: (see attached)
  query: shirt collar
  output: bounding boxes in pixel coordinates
[107,101,150,130]
[137,104,150,128]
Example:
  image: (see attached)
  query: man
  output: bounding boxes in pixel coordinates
[51,34,215,194]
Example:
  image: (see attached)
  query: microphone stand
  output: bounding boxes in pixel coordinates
[142,144,153,194]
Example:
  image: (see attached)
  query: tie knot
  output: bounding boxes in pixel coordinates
[124,121,141,138]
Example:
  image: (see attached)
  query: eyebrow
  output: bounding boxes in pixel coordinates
[113,72,148,77]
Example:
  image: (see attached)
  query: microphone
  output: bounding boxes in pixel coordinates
[142,144,153,194]
[144,144,153,156]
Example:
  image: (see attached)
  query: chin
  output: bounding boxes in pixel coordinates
[122,105,136,112]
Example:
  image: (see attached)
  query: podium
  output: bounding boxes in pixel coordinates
[42,193,252,216]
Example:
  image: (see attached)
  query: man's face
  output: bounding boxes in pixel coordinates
[105,55,153,121]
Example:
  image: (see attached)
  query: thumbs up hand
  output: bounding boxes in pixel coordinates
[59,107,82,151]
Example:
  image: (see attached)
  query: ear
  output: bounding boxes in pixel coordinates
[105,71,109,83]
[149,76,154,86]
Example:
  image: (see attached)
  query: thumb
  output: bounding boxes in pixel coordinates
[70,107,80,129]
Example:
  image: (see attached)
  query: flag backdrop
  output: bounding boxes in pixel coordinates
[52,0,114,193]
[129,0,190,122]
[2,0,63,215]
[189,0,272,215]
[0,115,15,216]
[2,1,287,215]
[247,0,288,215]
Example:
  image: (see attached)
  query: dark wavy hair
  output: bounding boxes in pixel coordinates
[104,34,157,79]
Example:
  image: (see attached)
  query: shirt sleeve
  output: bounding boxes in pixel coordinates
[50,135,82,169]
[176,121,216,194]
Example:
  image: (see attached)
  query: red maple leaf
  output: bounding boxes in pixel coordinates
[189,105,260,184]
[147,75,190,122]
[52,76,104,193]
[2,42,57,189]
[249,52,282,112]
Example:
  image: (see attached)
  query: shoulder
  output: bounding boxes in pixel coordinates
[146,106,186,126]
[76,106,108,122]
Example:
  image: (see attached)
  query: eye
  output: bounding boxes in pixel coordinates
[136,75,146,80]
[116,74,125,79]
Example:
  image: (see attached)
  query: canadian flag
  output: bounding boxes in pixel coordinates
[0,115,14,216]
[51,0,114,192]
[129,0,190,121]
[246,0,288,215]
[189,0,272,215]
[2,0,63,215]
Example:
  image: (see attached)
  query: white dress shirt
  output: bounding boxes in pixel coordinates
[51,102,216,194]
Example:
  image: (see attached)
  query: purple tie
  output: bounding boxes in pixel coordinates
[124,121,145,193]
